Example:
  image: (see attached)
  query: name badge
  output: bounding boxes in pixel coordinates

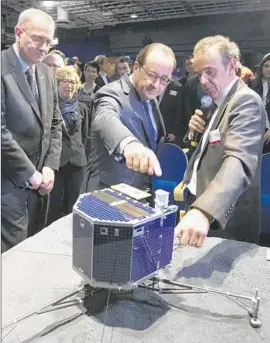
[209,129,221,144]
[169,90,177,96]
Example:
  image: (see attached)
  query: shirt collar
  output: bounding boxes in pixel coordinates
[215,76,239,108]
[13,43,35,74]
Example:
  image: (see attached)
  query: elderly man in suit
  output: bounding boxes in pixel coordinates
[1,8,62,252]
[175,35,266,247]
[82,43,176,192]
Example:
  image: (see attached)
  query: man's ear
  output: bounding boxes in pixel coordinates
[229,58,237,75]
[14,26,22,41]
[133,61,139,74]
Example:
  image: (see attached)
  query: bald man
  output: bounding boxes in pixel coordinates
[1,8,62,251]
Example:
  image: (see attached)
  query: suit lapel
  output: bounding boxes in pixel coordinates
[199,79,246,159]
[9,47,42,124]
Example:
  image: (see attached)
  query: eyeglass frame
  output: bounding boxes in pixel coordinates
[21,28,54,48]
[59,79,77,87]
[140,65,172,86]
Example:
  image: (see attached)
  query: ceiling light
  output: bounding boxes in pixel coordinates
[130,13,138,19]
[43,1,55,7]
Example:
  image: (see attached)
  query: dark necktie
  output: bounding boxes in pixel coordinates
[26,67,39,108]
[142,101,157,151]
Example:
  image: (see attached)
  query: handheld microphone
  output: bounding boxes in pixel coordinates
[190,95,213,148]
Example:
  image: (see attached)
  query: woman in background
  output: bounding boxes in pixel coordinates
[47,66,89,225]
[252,53,270,153]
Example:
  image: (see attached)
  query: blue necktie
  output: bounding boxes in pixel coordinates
[142,101,157,151]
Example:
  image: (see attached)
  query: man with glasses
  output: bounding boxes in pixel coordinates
[1,8,62,251]
[82,43,176,192]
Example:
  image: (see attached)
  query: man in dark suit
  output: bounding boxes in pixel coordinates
[1,8,62,252]
[158,80,188,148]
[94,55,111,87]
[175,35,266,247]
[184,75,206,116]
[82,43,176,192]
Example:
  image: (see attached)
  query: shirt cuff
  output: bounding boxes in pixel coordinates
[118,137,140,154]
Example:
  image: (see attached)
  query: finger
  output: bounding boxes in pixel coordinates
[125,155,133,169]
[188,231,199,247]
[140,155,149,174]
[132,156,141,172]
[149,154,162,177]
[189,123,204,133]
[179,229,190,247]
[196,234,206,248]
[42,171,50,185]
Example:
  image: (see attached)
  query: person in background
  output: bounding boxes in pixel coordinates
[252,53,270,153]
[111,56,132,81]
[240,65,254,85]
[72,56,82,78]
[179,55,196,86]
[175,35,266,247]
[94,55,111,87]
[158,79,188,147]
[46,66,89,225]
[78,61,100,111]
[78,60,100,155]
[42,52,65,71]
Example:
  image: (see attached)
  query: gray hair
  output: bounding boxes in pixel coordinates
[17,8,55,31]
[194,35,241,66]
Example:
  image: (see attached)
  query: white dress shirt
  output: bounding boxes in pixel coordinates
[187,77,239,195]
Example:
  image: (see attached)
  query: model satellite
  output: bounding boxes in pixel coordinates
[72,186,178,290]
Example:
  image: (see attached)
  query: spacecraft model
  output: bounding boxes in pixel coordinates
[72,187,178,290]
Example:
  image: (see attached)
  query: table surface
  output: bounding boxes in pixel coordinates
[2,214,270,343]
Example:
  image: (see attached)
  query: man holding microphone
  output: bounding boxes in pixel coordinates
[175,35,266,247]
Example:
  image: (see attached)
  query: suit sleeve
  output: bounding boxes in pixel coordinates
[43,72,63,170]
[192,92,265,229]
[92,89,137,155]
[1,79,36,186]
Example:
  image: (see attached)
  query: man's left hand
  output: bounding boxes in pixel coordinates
[174,209,211,248]
[40,167,55,193]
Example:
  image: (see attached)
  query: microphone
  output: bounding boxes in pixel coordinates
[190,95,213,148]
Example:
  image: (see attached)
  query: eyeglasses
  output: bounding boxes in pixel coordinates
[21,28,53,48]
[60,79,77,86]
[141,66,171,86]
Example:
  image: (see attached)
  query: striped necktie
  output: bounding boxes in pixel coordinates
[26,67,39,108]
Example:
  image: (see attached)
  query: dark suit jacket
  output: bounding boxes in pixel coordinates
[82,74,166,192]
[159,80,188,147]
[60,102,89,168]
[95,74,111,88]
[1,46,63,187]
[184,75,206,115]
[185,79,266,243]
